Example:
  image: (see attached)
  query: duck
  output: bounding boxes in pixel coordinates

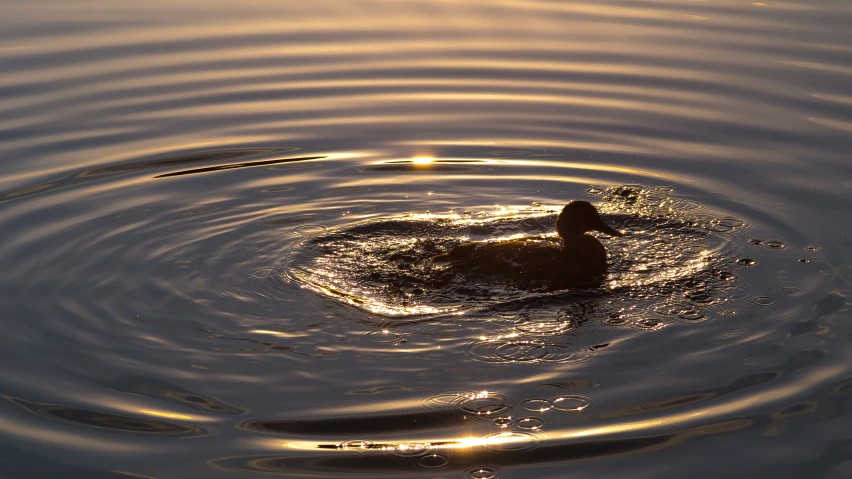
[432,200,623,286]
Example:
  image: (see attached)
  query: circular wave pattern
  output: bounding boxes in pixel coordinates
[1,0,850,477]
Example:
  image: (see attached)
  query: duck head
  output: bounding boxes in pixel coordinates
[556,200,623,242]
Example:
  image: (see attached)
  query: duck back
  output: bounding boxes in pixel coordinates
[433,235,609,286]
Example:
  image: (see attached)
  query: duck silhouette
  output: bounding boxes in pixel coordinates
[432,201,623,286]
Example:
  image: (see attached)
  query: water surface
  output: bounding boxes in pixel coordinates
[2,1,852,478]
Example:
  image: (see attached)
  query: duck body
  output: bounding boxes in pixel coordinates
[432,201,621,287]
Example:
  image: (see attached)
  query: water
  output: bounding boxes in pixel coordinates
[1,1,851,478]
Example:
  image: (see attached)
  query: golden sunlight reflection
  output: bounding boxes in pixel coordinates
[250,329,305,339]
[274,355,850,456]
[137,409,194,421]
[281,430,532,452]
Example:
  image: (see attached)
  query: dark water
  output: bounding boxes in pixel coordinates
[2,1,852,478]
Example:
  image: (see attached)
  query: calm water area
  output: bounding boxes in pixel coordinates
[1,1,851,478]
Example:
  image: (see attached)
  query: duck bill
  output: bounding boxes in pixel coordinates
[595,221,623,237]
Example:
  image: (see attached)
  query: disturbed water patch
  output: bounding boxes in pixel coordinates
[285,185,749,330]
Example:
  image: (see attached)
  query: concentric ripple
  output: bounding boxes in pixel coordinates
[1,0,851,477]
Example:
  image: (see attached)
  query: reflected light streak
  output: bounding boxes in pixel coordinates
[412,156,435,165]
[251,329,305,339]
[282,431,531,452]
[266,349,852,455]
[137,409,194,421]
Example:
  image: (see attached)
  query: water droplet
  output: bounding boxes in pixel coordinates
[805,244,821,252]
[737,258,758,267]
[749,239,764,245]
[523,399,553,412]
[779,286,804,296]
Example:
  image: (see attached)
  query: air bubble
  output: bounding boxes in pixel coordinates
[737,258,758,267]
[779,286,804,296]
[763,240,787,249]
[805,245,821,252]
